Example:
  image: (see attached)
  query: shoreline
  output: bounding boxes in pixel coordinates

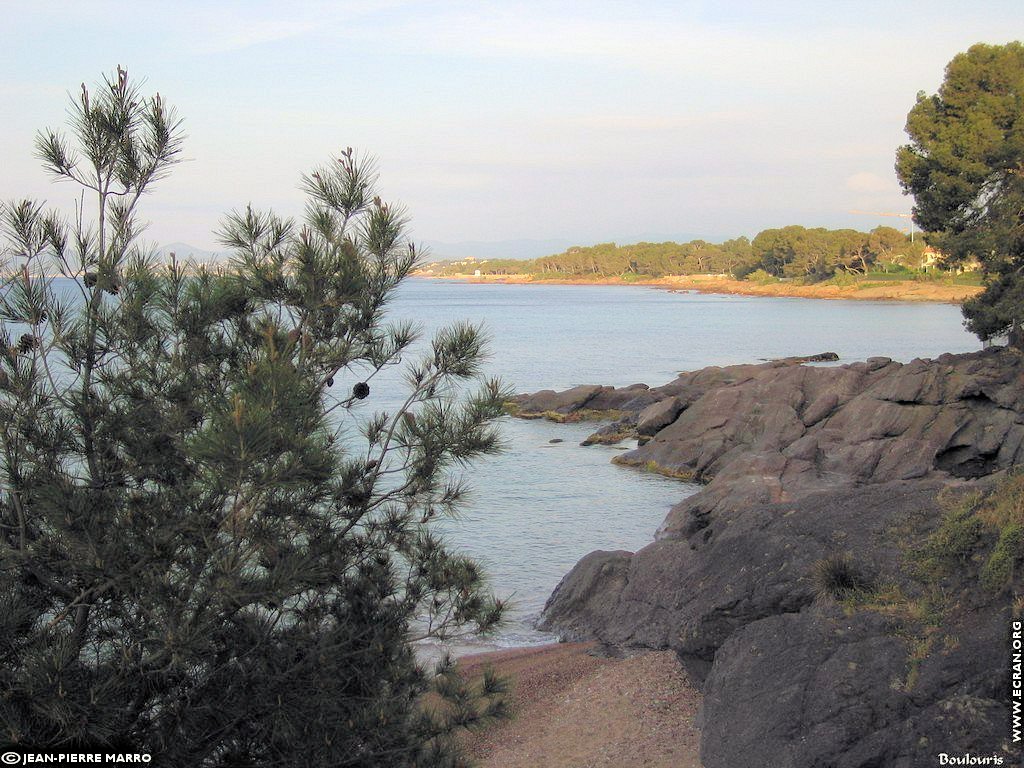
[457,642,702,767]
[417,272,983,304]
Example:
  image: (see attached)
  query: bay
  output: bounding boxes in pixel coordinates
[22,277,982,654]
[381,279,980,653]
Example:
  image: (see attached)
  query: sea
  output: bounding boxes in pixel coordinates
[31,276,983,655]
[377,279,980,655]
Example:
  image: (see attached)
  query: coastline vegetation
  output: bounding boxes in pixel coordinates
[423,226,987,305]
[428,225,960,283]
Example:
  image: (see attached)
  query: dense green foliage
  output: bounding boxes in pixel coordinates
[0,69,508,766]
[436,225,928,282]
[897,41,1024,343]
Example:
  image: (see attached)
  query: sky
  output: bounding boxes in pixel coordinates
[1,1,1022,257]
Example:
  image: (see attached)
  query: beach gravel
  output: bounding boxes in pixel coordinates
[458,642,702,767]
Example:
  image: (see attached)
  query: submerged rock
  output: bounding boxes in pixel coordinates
[764,350,840,363]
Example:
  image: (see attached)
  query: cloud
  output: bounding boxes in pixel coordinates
[194,18,316,54]
[845,172,895,193]
[561,112,753,133]
[170,1,412,55]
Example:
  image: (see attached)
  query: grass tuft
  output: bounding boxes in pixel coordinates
[813,553,876,600]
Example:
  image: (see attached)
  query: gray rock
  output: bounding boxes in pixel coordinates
[580,415,638,446]
[586,383,654,412]
[700,607,911,768]
[542,479,948,659]
[534,347,1024,767]
[767,351,840,363]
[511,382,658,419]
[511,384,604,416]
[619,347,1024,499]
[700,558,1014,767]
[636,396,686,436]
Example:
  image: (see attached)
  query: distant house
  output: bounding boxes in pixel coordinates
[912,245,981,272]
[921,246,943,270]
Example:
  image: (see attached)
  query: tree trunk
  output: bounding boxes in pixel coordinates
[1009,319,1024,351]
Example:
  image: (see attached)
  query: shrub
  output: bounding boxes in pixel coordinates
[828,271,859,287]
[915,476,1024,593]
[913,492,986,579]
[744,268,778,285]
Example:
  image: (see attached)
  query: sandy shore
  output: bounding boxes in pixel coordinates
[422,272,982,303]
[457,642,702,767]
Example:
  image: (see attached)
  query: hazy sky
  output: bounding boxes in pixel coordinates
[1,2,1021,255]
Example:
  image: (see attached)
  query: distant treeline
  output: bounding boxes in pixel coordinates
[436,225,939,281]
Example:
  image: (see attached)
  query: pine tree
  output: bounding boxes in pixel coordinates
[896,42,1024,345]
[0,68,508,766]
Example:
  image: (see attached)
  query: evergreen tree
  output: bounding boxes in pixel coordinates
[896,42,1024,345]
[0,68,507,766]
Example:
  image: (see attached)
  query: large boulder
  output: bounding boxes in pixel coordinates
[510,383,655,421]
[700,573,1012,768]
[700,607,912,768]
[535,347,1024,767]
[636,396,686,436]
[541,479,950,665]
[510,384,605,416]
[507,356,851,436]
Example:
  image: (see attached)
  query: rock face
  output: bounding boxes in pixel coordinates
[510,383,655,421]
[522,347,1024,767]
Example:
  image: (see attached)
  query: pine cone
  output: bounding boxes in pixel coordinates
[17,334,38,353]
[352,382,370,399]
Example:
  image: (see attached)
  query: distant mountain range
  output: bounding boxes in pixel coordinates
[419,239,575,261]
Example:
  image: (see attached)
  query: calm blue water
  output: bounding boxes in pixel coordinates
[380,280,979,653]
[389,280,979,391]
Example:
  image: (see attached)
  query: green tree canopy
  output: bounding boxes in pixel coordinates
[896,41,1024,342]
[0,68,507,766]
[436,226,921,283]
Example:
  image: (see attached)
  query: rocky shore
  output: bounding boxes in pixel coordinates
[511,346,1024,767]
